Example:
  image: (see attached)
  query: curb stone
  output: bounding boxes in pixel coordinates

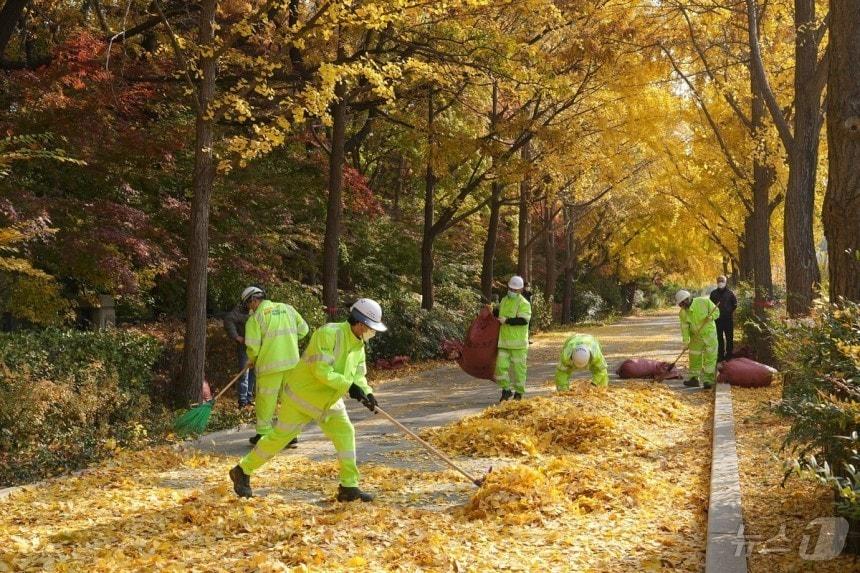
[705,382,747,572]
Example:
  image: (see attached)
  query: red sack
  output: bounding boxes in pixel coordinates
[718,357,776,388]
[616,358,681,380]
[456,307,500,381]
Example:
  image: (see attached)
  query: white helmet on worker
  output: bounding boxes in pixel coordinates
[572,346,591,368]
[508,275,525,290]
[350,298,388,332]
[675,289,692,306]
[241,286,265,304]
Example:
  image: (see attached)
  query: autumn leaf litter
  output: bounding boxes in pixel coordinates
[1,376,711,572]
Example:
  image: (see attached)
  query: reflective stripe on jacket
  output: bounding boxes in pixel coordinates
[498,293,531,350]
[285,322,372,417]
[679,296,720,344]
[245,300,309,375]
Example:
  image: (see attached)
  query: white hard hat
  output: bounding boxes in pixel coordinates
[675,289,692,305]
[572,346,591,368]
[508,275,524,290]
[350,298,387,332]
[241,286,265,303]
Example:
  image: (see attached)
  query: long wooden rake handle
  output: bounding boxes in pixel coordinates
[212,367,250,402]
[372,405,485,486]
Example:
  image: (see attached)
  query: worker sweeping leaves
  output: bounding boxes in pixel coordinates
[230,298,385,502]
[492,275,531,402]
[554,334,609,389]
[675,289,720,389]
[242,286,309,445]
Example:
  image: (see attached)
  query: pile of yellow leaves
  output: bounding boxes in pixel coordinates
[1,381,712,572]
[462,465,566,524]
[425,383,697,458]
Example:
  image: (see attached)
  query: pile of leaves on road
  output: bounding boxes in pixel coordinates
[1,381,712,572]
[425,382,693,457]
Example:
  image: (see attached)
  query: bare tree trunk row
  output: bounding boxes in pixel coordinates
[823,0,860,303]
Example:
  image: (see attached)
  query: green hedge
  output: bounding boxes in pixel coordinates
[366,295,474,362]
[0,329,167,486]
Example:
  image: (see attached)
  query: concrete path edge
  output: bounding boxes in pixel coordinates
[705,382,748,572]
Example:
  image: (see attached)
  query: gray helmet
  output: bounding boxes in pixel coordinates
[241,286,265,304]
[349,298,387,332]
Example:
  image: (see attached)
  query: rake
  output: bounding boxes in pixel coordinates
[174,368,249,436]
[371,404,490,487]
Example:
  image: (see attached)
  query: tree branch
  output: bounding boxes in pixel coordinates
[744,0,794,151]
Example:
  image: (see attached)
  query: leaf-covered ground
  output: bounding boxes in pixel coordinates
[733,382,858,571]
[1,378,711,572]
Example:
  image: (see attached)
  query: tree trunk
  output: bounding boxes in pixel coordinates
[322,81,347,319]
[480,182,503,301]
[784,0,823,315]
[737,221,753,282]
[421,88,436,310]
[517,141,532,281]
[180,0,217,406]
[751,72,775,301]
[0,0,28,58]
[480,81,501,302]
[543,200,557,302]
[392,154,403,219]
[824,1,860,303]
[560,206,576,324]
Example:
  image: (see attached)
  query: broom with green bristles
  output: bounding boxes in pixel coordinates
[174,367,249,436]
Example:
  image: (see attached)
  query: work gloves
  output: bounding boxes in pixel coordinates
[348,383,366,401]
[348,383,378,412]
[362,393,378,412]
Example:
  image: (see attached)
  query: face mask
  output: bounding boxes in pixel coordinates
[508,290,518,298]
[361,329,376,342]
[717,283,726,289]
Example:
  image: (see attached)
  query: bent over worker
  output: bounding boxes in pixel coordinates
[676,289,720,389]
[230,298,385,502]
[554,333,609,390]
[493,275,531,402]
[242,286,309,445]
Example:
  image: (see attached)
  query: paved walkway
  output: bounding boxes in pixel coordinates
[191,311,696,476]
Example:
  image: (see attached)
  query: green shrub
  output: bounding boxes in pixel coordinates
[529,290,553,332]
[569,289,606,322]
[267,280,327,333]
[366,292,473,362]
[774,300,860,478]
[0,328,167,486]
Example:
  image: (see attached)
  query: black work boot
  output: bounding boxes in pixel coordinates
[683,377,701,388]
[249,433,262,445]
[229,465,252,498]
[499,389,513,402]
[513,392,523,401]
[286,437,298,449]
[336,485,374,502]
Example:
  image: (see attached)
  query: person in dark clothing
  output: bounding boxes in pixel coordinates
[223,293,257,407]
[521,281,533,303]
[709,275,738,362]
